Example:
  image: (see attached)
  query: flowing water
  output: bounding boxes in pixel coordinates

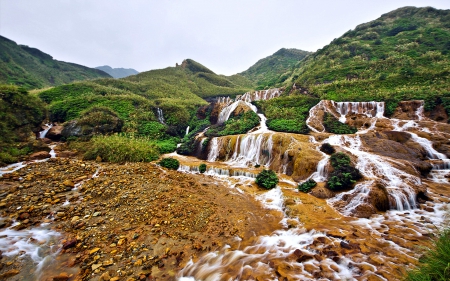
[173,96,450,280]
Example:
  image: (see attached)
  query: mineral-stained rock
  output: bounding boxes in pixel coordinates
[29,151,50,160]
[52,272,69,281]
[46,125,64,141]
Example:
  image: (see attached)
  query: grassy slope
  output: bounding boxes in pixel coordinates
[0,35,111,90]
[285,6,450,116]
[240,48,311,89]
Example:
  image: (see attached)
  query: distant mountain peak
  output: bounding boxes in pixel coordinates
[95,65,139,78]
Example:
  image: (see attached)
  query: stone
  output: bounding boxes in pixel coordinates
[90,247,101,255]
[93,211,101,217]
[52,272,70,281]
[29,151,51,160]
[100,272,111,280]
[92,263,102,270]
[63,180,75,188]
[63,239,77,249]
[0,269,20,278]
[18,212,30,220]
[47,125,64,141]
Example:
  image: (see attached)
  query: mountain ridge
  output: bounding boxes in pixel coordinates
[95,65,139,78]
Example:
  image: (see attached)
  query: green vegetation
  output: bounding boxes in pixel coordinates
[255,95,319,134]
[199,163,207,173]
[406,228,450,281]
[158,157,180,170]
[205,111,260,137]
[327,152,361,191]
[240,48,310,89]
[0,85,45,165]
[323,113,357,134]
[83,134,159,163]
[285,7,450,119]
[320,143,336,155]
[298,179,317,193]
[255,169,279,189]
[0,36,110,89]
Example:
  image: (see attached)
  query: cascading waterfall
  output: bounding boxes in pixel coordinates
[327,135,420,211]
[334,101,385,123]
[185,126,190,136]
[227,134,273,167]
[156,108,165,124]
[39,123,53,138]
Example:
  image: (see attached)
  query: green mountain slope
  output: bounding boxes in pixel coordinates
[0,35,111,89]
[38,59,252,144]
[95,65,139,78]
[240,48,311,89]
[286,6,450,116]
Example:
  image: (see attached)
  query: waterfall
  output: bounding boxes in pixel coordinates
[327,135,420,210]
[227,134,273,167]
[334,101,385,123]
[156,108,165,124]
[217,100,257,125]
[39,123,53,138]
[185,126,190,136]
[237,88,282,103]
[207,138,220,162]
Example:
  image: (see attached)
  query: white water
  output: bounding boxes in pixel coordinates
[327,135,420,211]
[0,223,61,278]
[335,101,385,123]
[185,126,190,136]
[39,123,53,139]
[226,134,273,167]
[156,108,165,124]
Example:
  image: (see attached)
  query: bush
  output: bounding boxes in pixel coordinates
[255,169,279,189]
[298,179,317,193]
[199,163,207,173]
[405,228,450,281]
[330,152,351,167]
[323,113,357,134]
[320,143,335,155]
[83,134,159,163]
[326,152,361,191]
[158,158,180,170]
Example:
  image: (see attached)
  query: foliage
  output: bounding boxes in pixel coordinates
[327,152,362,191]
[323,113,357,134]
[205,111,260,137]
[0,84,45,165]
[255,169,279,189]
[320,143,336,155]
[298,179,317,193]
[83,134,159,163]
[405,228,450,281]
[0,35,110,89]
[158,157,180,170]
[255,95,319,134]
[285,7,450,121]
[199,163,207,173]
[240,48,311,89]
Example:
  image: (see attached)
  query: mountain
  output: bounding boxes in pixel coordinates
[240,48,311,89]
[0,35,111,89]
[285,6,450,116]
[95,65,139,78]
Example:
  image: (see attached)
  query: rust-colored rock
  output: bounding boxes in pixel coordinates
[29,151,50,160]
[46,125,64,141]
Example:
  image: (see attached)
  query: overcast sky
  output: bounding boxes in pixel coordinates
[1,0,450,75]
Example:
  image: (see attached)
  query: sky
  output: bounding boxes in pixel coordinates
[1,0,450,75]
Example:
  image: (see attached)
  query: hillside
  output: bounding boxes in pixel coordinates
[285,6,450,117]
[0,35,111,89]
[240,48,311,89]
[95,65,139,78]
[36,59,252,156]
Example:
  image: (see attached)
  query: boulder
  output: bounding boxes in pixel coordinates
[391,100,425,120]
[29,151,50,160]
[46,125,64,141]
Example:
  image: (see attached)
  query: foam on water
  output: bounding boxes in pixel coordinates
[255,186,284,212]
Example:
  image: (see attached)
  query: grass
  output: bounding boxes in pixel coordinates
[405,228,450,281]
[82,134,160,163]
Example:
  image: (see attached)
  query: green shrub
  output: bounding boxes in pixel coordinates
[0,152,18,165]
[298,179,317,193]
[405,228,450,281]
[83,134,159,163]
[323,113,357,134]
[320,143,336,155]
[158,157,180,170]
[205,111,260,137]
[330,152,351,168]
[255,169,279,189]
[326,152,361,191]
[199,163,207,173]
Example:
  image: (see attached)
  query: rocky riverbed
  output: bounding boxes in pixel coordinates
[0,151,282,281]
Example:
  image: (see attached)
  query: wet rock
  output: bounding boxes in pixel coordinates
[63,180,75,188]
[391,100,425,120]
[63,238,77,249]
[29,151,50,160]
[18,212,30,220]
[47,125,64,141]
[310,184,334,199]
[100,272,111,280]
[0,269,20,278]
[53,272,70,281]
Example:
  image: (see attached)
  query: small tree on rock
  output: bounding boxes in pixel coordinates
[255,169,279,189]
